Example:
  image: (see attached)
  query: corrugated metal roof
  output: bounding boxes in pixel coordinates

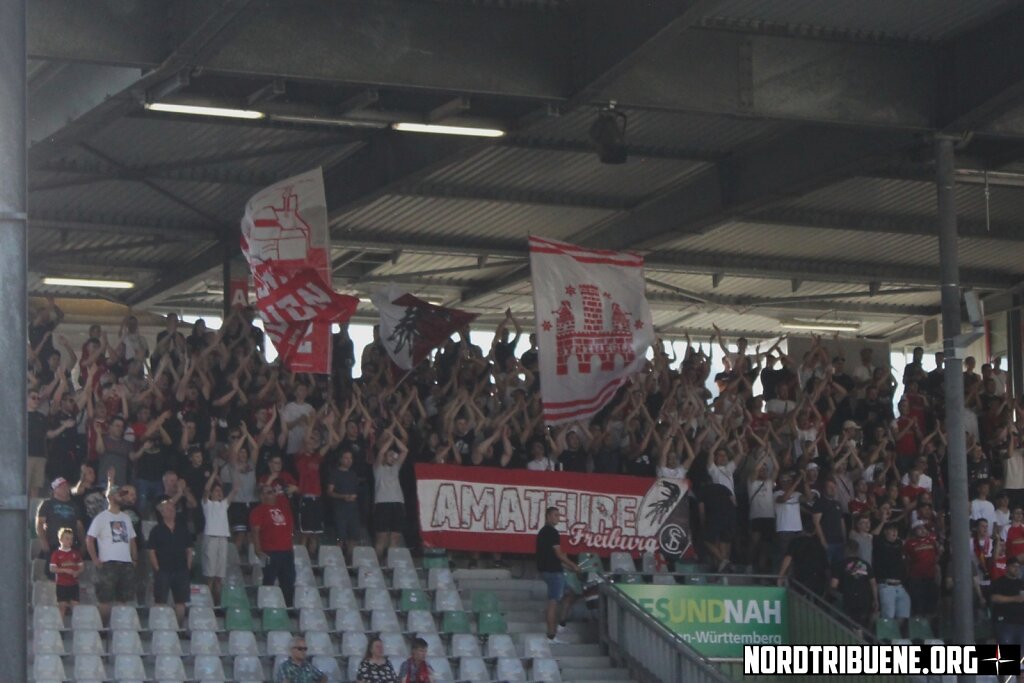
[425,146,709,203]
[333,194,614,242]
[522,108,784,157]
[645,270,885,300]
[29,180,209,225]
[701,0,1012,41]
[81,117,364,169]
[351,252,524,285]
[659,220,1024,273]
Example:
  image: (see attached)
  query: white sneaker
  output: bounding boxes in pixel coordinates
[547,636,568,645]
[556,624,568,634]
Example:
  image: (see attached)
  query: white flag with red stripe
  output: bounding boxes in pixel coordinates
[240,167,357,373]
[530,236,654,424]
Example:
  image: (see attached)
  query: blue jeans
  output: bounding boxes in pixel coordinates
[541,572,565,601]
[826,542,845,570]
[997,621,1024,648]
[879,583,911,619]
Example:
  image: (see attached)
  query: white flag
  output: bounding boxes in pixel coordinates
[372,285,478,371]
[530,236,654,424]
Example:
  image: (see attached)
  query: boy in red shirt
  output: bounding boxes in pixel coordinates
[1005,507,1024,561]
[49,527,83,617]
[904,520,940,618]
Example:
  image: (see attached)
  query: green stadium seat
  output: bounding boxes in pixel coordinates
[577,553,602,572]
[441,611,472,634]
[908,617,934,640]
[423,556,449,570]
[477,611,508,635]
[565,572,583,596]
[261,607,291,632]
[400,589,430,612]
[221,584,250,609]
[225,607,254,632]
[874,618,902,642]
[471,591,500,613]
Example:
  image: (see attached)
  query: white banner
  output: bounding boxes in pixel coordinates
[529,236,654,424]
[240,168,353,373]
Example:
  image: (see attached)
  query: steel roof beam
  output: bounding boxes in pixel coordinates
[940,5,1024,135]
[393,182,632,211]
[29,215,215,240]
[751,206,1024,242]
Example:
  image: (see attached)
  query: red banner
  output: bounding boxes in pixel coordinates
[415,464,686,557]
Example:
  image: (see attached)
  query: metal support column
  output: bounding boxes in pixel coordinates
[222,239,232,319]
[0,0,29,679]
[1008,300,1023,398]
[936,137,973,649]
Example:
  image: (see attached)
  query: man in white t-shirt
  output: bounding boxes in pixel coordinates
[851,348,875,398]
[202,471,234,606]
[971,481,998,530]
[773,470,804,570]
[86,487,137,624]
[282,384,315,455]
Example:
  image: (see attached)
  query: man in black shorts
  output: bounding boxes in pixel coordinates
[147,495,193,625]
[830,539,878,630]
[699,481,737,572]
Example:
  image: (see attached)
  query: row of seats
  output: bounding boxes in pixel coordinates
[33,652,562,682]
[36,603,506,637]
[35,628,552,659]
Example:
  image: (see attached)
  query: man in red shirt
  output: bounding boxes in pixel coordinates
[250,485,296,607]
[904,519,940,618]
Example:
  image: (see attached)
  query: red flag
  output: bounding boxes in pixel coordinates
[372,286,477,370]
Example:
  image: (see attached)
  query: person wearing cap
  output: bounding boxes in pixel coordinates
[36,477,85,561]
[830,539,877,629]
[86,485,137,625]
[904,519,939,619]
[147,494,193,625]
[990,556,1024,648]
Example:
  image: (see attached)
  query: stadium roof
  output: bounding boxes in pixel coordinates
[25,0,1024,342]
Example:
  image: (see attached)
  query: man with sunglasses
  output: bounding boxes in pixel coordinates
[251,484,296,606]
[275,636,326,683]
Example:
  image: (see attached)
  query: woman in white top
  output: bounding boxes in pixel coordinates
[656,423,695,481]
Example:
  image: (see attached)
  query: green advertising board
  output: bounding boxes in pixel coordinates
[618,584,787,659]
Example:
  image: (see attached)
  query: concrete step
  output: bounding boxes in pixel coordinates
[562,667,635,681]
[549,643,604,657]
[451,569,513,582]
[557,656,615,669]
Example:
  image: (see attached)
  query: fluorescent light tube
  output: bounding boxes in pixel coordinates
[392,122,505,138]
[781,320,859,332]
[43,277,135,289]
[145,102,265,120]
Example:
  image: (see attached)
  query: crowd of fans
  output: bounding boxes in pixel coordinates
[26,297,1024,644]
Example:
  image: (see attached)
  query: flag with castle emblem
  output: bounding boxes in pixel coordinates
[240,167,358,373]
[529,236,654,424]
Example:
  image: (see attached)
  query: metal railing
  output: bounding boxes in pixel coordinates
[598,572,914,683]
[598,580,735,683]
